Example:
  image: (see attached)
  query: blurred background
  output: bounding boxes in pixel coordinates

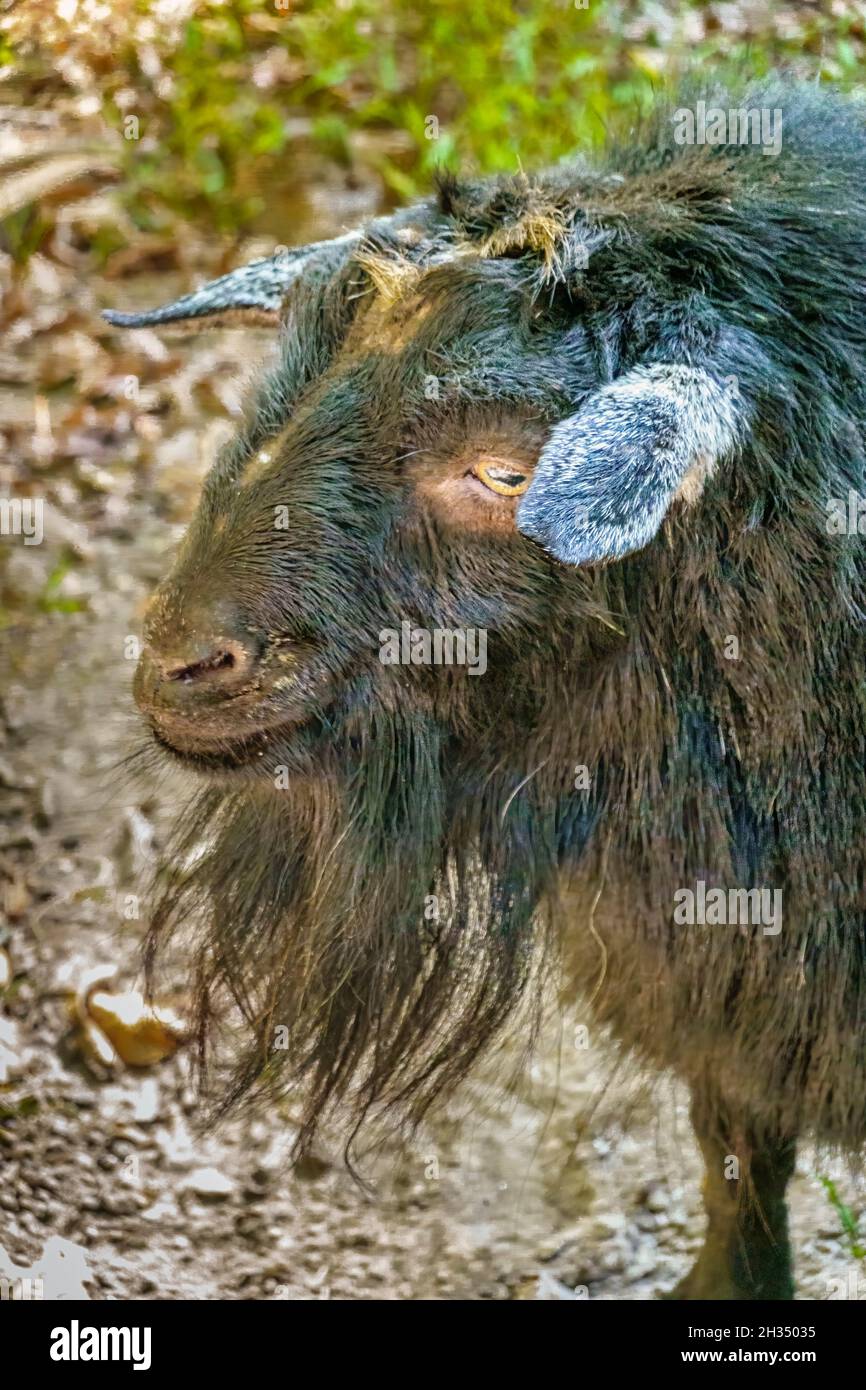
[1,0,865,1302]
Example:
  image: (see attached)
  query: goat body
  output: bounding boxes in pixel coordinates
[110,81,866,1299]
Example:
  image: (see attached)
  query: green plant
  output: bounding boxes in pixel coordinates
[820,1175,866,1260]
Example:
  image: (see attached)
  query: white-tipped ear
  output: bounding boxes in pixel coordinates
[102,232,359,333]
[516,364,745,565]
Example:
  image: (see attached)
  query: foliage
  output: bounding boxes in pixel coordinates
[821,1175,866,1261]
[3,0,866,240]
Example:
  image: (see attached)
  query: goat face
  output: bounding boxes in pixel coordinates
[126,225,743,785]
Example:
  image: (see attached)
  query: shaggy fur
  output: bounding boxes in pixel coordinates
[129,81,866,1195]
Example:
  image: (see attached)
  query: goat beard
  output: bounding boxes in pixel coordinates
[145,706,556,1161]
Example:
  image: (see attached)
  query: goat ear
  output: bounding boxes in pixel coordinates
[102,232,359,333]
[516,365,744,565]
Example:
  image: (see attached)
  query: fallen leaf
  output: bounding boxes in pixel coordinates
[85,985,187,1067]
[0,152,118,221]
[78,1014,120,1069]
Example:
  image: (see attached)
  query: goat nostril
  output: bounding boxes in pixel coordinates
[166,649,236,684]
[152,636,256,693]
[137,619,261,719]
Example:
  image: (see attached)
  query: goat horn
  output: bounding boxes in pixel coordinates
[102,231,360,331]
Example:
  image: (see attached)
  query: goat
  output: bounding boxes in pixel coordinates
[106,81,866,1299]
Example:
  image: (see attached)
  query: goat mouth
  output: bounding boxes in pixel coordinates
[147,711,321,773]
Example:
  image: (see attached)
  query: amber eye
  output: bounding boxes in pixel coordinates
[473,461,530,497]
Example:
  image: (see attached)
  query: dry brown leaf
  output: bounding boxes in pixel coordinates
[85,986,187,1068]
[0,152,118,220]
[3,878,31,920]
[79,1015,119,1070]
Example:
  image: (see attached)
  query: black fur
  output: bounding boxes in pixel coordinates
[122,83,866,1253]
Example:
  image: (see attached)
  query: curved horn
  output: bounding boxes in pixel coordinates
[102,231,359,332]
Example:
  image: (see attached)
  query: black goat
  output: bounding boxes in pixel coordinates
[108,82,866,1299]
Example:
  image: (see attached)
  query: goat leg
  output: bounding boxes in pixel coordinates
[666,1088,796,1300]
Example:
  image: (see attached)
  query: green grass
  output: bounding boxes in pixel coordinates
[821,1175,866,1260]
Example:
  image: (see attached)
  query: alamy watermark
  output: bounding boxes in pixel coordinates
[49,1321,151,1371]
[673,880,782,936]
[825,489,866,535]
[673,101,782,158]
[379,620,487,675]
[0,497,43,545]
[1,1275,43,1300]
[827,1268,866,1300]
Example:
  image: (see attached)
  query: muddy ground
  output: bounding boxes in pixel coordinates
[1,208,864,1302]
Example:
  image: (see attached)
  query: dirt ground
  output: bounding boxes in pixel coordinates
[1,215,864,1303]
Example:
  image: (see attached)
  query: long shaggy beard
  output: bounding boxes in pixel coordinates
[145,707,557,1161]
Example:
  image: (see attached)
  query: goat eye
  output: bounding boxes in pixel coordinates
[473,461,530,497]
